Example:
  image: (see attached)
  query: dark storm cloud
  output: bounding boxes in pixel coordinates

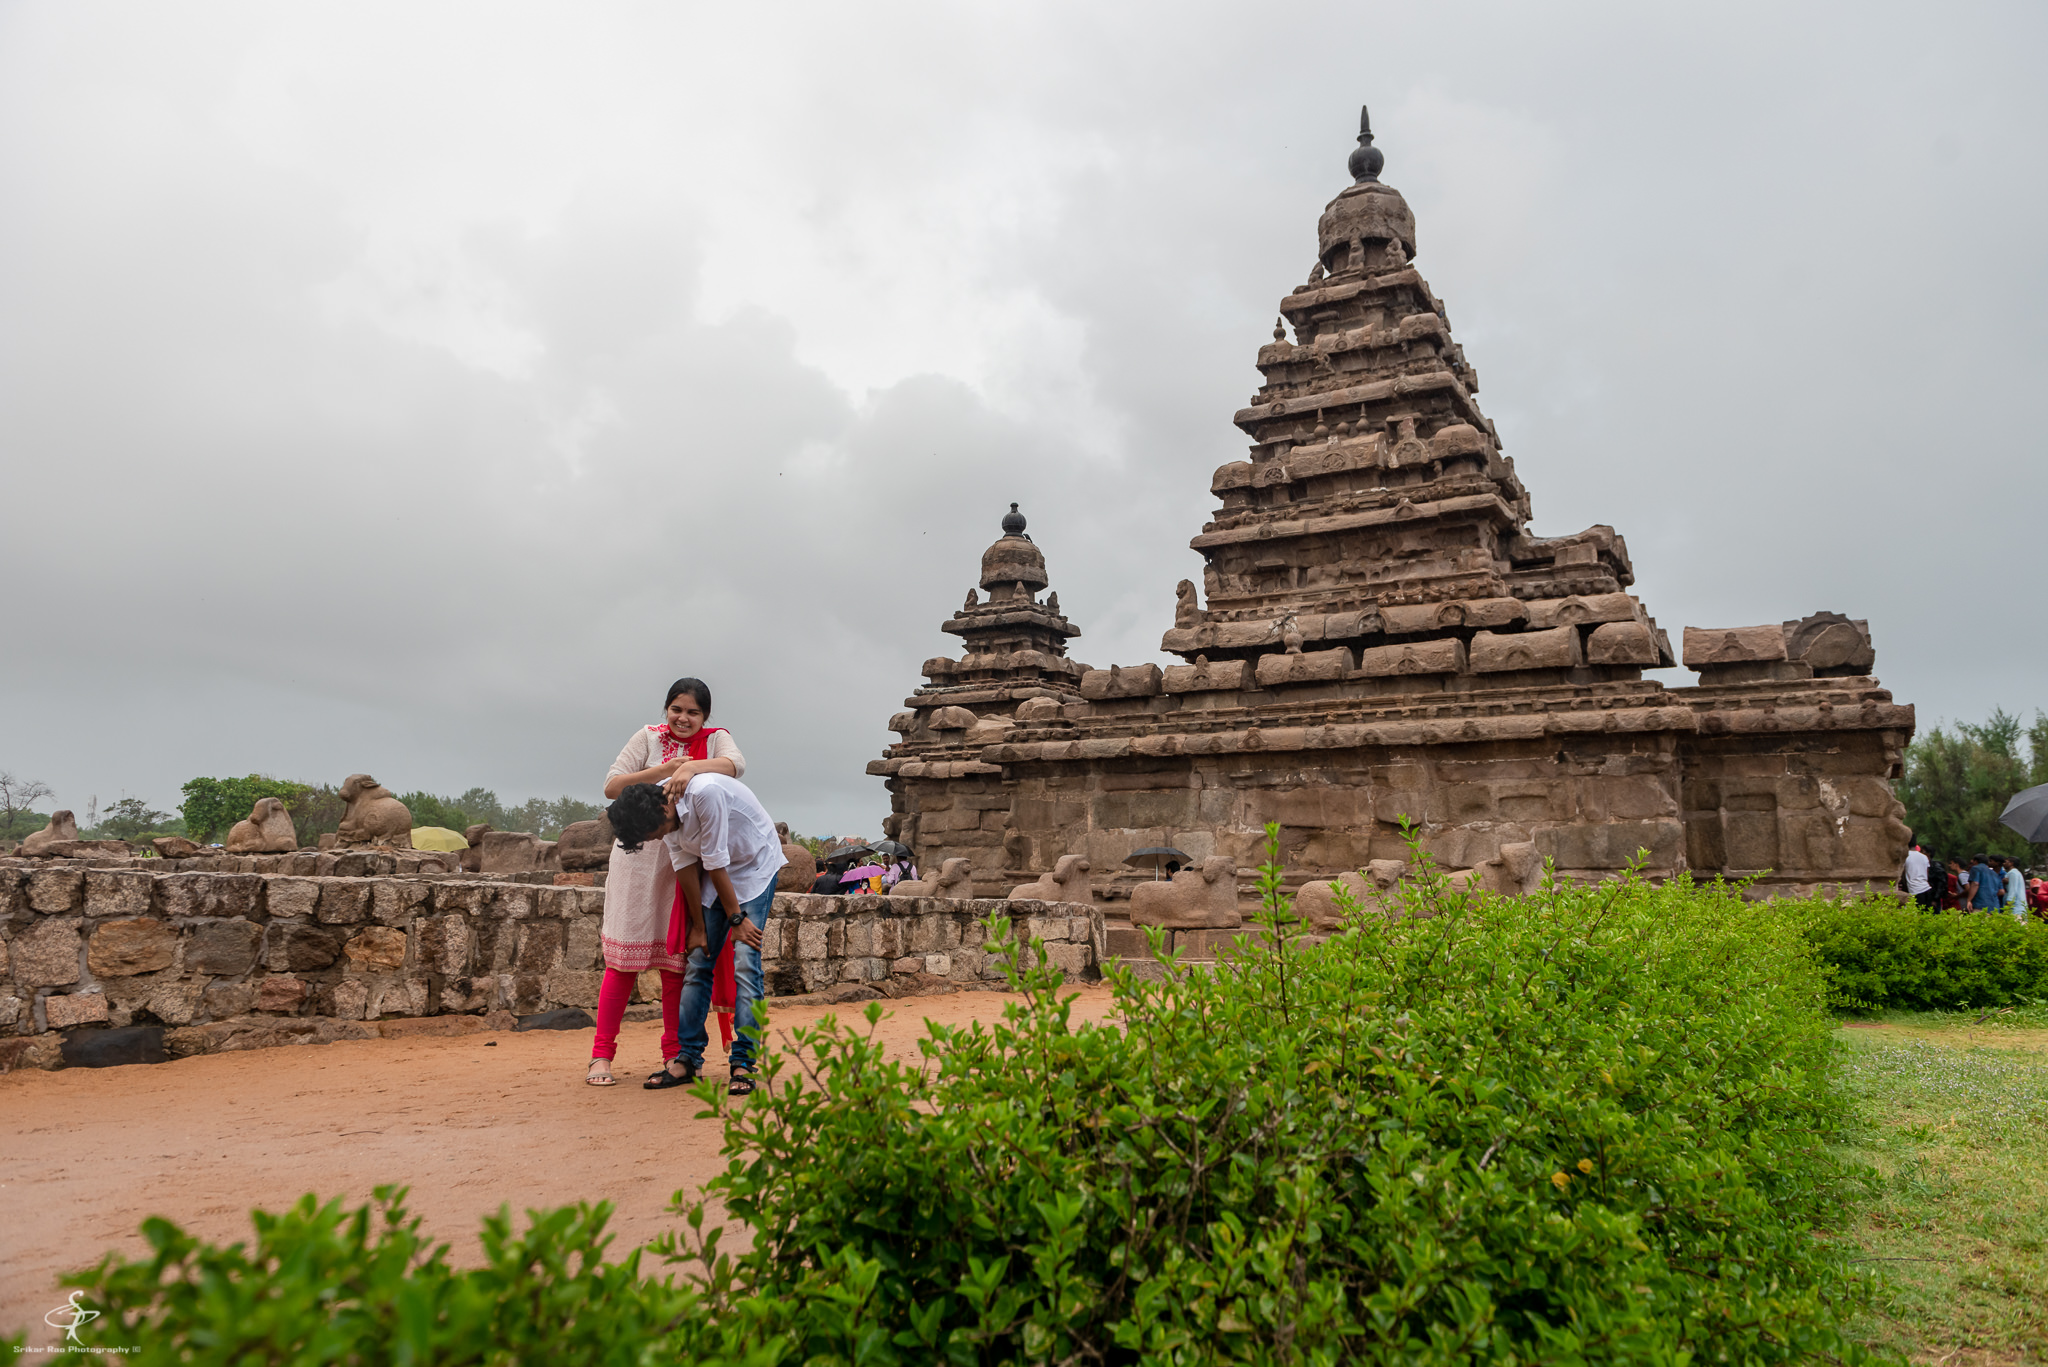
[2,1,2041,839]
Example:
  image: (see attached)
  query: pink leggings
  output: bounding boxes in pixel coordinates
[591,967,685,1062]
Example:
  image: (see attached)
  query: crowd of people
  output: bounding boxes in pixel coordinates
[1900,842,2047,917]
[806,850,917,896]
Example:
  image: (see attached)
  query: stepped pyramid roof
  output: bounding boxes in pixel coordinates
[1164,105,1666,677]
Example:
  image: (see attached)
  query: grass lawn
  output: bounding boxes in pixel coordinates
[1836,1003,2048,1364]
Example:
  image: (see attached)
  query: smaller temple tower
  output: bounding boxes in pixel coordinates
[918,504,1086,699]
[877,505,1090,856]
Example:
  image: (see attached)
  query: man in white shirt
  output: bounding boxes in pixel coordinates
[1901,843,1933,908]
[605,773,785,1094]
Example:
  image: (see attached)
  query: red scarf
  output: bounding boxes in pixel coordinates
[658,726,740,1026]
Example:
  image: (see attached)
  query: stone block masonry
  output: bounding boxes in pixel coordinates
[0,859,1101,1071]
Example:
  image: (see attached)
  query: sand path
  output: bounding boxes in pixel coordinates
[1,984,1119,1344]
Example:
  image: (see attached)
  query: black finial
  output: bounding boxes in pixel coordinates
[1001,502,1027,536]
[1347,103,1384,184]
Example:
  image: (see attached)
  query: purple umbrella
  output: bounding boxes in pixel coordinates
[840,864,886,882]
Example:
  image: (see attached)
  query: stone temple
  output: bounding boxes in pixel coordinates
[870,110,1915,910]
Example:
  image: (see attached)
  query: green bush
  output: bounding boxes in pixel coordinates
[1793,897,2048,1011]
[37,833,1886,1363]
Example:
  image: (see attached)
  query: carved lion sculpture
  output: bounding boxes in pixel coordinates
[19,810,79,856]
[225,796,299,853]
[1009,854,1092,903]
[890,857,973,899]
[336,774,412,849]
[1129,855,1241,929]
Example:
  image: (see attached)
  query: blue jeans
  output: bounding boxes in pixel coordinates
[674,881,773,1072]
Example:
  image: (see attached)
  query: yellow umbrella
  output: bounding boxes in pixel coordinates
[410,826,468,852]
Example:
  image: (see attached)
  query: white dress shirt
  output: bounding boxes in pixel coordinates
[662,773,786,909]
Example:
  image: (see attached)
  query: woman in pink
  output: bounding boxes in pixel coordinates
[584,678,745,1085]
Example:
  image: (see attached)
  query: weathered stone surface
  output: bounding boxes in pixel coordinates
[1782,611,1875,672]
[87,919,178,977]
[542,970,603,1009]
[1524,594,1640,629]
[270,923,342,972]
[515,922,562,974]
[373,879,432,925]
[556,818,614,871]
[84,870,153,917]
[345,926,408,971]
[478,832,544,875]
[1255,647,1354,687]
[44,991,110,1028]
[317,880,372,925]
[1683,625,1786,667]
[416,914,472,976]
[776,843,819,893]
[158,873,263,919]
[185,920,265,976]
[1586,620,1658,665]
[26,867,84,914]
[14,919,82,986]
[1081,664,1163,700]
[1355,638,1465,678]
[152,836,202,859]
[266,877,321,920]
[203,983,255,1017]
[256,976,307,1013]
[1162,658,1248,694]
[1468,626,1583,674]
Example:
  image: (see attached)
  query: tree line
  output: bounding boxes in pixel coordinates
[1898,707,2047,862]
[174,777,603,846]
[0,770,603,847]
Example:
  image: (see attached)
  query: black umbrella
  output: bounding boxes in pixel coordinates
[1999,783,2048,844]
[1124,846,1191,880]
[872,841,914,859]
[823,844,875,865]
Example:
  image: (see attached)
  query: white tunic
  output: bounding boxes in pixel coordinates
[599,726,747,973]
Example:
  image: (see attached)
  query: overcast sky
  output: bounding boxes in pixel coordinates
[2,1,2042,840]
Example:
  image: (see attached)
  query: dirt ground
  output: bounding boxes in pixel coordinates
[1,984,1119,1346]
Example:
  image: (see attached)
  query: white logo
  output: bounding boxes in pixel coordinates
[44,1291,100,1346]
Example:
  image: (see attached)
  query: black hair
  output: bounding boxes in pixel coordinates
[606,783,670,853]
[665,677,712,716]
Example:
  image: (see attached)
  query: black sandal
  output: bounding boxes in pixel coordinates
[644,1060,699,1090]
[727,1071,758,1096]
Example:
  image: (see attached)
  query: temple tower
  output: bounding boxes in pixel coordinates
[873,110,1912,903]
[1167,107,1671,683]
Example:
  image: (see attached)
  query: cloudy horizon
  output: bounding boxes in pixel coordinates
[2,1,2042,842]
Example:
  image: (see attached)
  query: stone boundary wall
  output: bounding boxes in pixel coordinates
[0,859,1101,1071]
